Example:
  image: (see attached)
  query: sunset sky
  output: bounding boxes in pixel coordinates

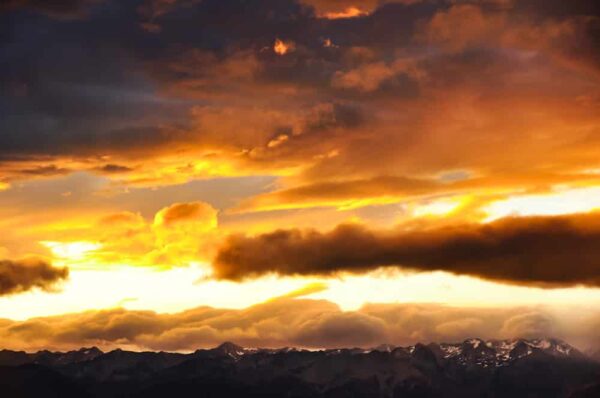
[1,0,599,352]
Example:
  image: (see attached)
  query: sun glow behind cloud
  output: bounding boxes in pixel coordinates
[411,196,471,218]
[274,38,295,55]
[2,266,600,322]
[483,186,600,222]
[323,7,367,19]
[41,241,102,262]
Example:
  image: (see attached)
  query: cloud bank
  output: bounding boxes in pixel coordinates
[1,298,598,352]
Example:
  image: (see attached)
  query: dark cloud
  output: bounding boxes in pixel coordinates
[0,0,101,18]
[214,212,600,287]
[0,259,69,296]
[514,0,600,19]
[0,0,190,162]
[11,165,71,177]
[94,164,134,174]
[0,0,598,194]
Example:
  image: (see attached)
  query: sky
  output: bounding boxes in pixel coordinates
[0,0,599,352]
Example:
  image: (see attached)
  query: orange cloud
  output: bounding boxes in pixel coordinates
[26,201,219,269]
[332,62,397,92]
[234,173,600,213]
[154,201,217,229]
[299,0,381,18]
[323,6,367,19]
[274,38,296,55]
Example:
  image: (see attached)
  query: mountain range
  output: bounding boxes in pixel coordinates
[1,338,599,397]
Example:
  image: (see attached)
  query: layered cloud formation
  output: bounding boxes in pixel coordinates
[1,295,598,352]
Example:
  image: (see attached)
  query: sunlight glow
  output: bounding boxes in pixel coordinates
[483,186,600,222]
[41,241,102,261]
[274,38,295,55]
[2,267,600,321]
[324,7,367,19]
[412,196,470,218]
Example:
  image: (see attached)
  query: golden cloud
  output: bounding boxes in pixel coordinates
[154,201,218,229]
[33,201,219,269]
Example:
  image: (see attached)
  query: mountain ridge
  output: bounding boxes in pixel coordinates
[2,337,588,364]
[1,338,598,397]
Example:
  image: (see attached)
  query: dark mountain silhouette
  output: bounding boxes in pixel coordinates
[0,339,598,397]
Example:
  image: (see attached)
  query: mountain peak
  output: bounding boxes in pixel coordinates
[213,342,246,358]
[79,346,102,353]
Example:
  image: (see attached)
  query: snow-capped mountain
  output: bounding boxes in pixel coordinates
[0,339,597,397]
[394,338,584,367]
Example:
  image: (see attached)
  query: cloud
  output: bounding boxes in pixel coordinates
[1,298,599,352]
[299,0,382,17]
[332,62,399,92]
[0,0,101,18]
[293,312,389,347]
[500,312,556,339]
[233,175,443,212]
[34,201,219,269]
[434,318,485,341]
[153,201,217,229]
[514,0,600,18]
[151,202,219,264]
[421,4,506,51]
[213,212,600,287]
[0,0,599,280]
[93,164,134,174]
[0,0,598,199]
[0,258,68,296]
[0,0,597,360]
[233,172,594,213]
